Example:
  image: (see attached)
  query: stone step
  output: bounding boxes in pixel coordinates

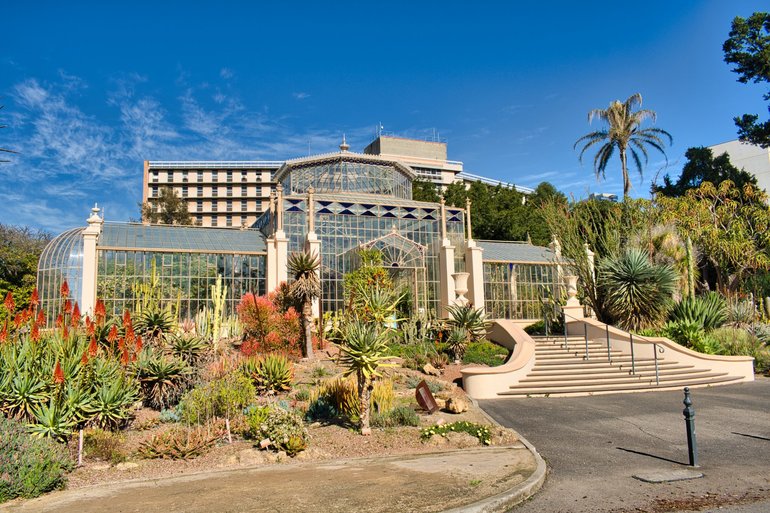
[527,364,696,378]
[506,371,730,391]
[498,375,743,397]
[518,369,722,385]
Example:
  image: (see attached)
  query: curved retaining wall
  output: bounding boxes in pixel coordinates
[461,319,537,399]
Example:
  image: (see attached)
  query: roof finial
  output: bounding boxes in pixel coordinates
[339,134,350,152]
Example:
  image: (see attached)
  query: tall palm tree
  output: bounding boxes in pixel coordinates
[287,250,321,359]
[574,93,672,200]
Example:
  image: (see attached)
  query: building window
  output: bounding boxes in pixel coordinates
[212,202,218,212]
[182,172,188,183]
[241,185,247,196]
[226,171,233,182]
[226,185,233,197]
[241,215,247,226]
[226,214,232,227]
[197,171,203,183]
[197,185,203,197]
[241,200,247,211]
[196,214,203,225]
[212,186,218,197]
[241,171,248,182]
[151,171,158,183]
[181,186,188,198]
[151,186,158,197]
[197,200,203,212]
[211,216,218,227]
[226,200,233,212]
[211,172,218,183]
[167,171,173,181]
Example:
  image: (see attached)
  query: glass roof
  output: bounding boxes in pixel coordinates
[98,223,266,253]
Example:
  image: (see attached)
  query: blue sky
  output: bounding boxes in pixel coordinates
[2,0,768,232]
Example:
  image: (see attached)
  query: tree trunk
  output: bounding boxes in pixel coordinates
[303,301,314,359]
[359,373,372,436]
[620,150,630,200]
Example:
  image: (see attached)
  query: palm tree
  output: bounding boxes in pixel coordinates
[287,250,321,359]
[574,93,672,200]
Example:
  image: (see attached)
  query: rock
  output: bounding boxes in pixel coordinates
[426,435,449,447]
[445,397,468,414]
[263,450,287,463]
[446,431,479,448]
[422,363,441,376]
[115,462,139,470]
[238,448,266,466]
[91,463,111,471]
[434,398,447,410]
[224,455,239,466]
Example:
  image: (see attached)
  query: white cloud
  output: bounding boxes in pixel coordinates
[219,68,234,79]
[293,92,310,100]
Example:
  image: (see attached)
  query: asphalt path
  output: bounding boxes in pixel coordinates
[480,378,770,513]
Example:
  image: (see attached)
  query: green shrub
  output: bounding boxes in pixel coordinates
[405,376,444,394]
[0,416,73,503]
[158,408,180,423]
[305,397,338,423]
[371,405,419,428]
[314,377,394,422]
[167,334,208,364]
[178,372,256,425]
[254,406,308,456]
[293,387,311,402]
[420,421,492,445]
[711,327,770,372]
[462,340,510,366]
[137,426,217,460]
[446,304,488,342]
[242,405,271,439]
[668,293,726,331]
[83,428,127,464]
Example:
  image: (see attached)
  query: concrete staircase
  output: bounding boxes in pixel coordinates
[498,335,744,397]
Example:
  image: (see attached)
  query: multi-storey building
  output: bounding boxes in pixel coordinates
[142,135,532,227]
[708,139,770,194]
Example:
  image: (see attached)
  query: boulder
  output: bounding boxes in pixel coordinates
[239,448,267,466]
[445,397,468,414]
[422,363,441,376]
[115,461,139,470]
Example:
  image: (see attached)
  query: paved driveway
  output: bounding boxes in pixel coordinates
[480,378,770,513]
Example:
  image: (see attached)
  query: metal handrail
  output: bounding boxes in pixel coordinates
[560,309,666,385]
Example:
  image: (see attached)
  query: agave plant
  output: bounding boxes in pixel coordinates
[338,320,393,435]
[253,354,293,394]
[29,398,76,441]
[134,350,190,410]
[668,293,727,332]
[5,372,48,420]
[598,248,678,331]
[446,304,488,342]
[727,299,757,328]
[167,334,208,365]
[135,307,176,342]
[446,327,469,363]
[90,376,140,430]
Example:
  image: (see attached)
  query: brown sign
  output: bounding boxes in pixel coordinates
[415,380,439,413]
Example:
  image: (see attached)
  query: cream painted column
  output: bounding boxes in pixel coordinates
[463,198,485,313]
[305,187,321,319]
[274,184,288,286]
[438,198,456,317]
[81,205,104,316]
[265,192,278,292]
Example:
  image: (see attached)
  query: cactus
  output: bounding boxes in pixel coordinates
[764,297,770,321]
[685,236,695,298]
[210,276,227,352]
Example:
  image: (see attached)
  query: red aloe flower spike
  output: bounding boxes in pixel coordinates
[55,314,64,328]
[81,351,89,366]
[88,336,98,357]
[3,292,14,314]
[31,323,40,342]
[135,335,143,352]
[63,299,72,315]
[120,348,129,366]
[86,318,95,337]
[122,309,132,328]
[124,324,135,344]
[0,321,8,343]
[60,281,70,299]
[94,300,106,325]
[36,309,46,326]
[30,288,39,308]
[53,361,65,384]
[61,324,69,340]
[107,324,119,343]
[117,337,125,352]
[13,313,23,329]
[71,302,81,328]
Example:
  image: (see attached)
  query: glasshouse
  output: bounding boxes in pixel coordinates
[38,145,562,324]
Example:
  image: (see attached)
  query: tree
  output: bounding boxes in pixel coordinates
[658,180,770,294]
[654,147,758,197]
[140,187,192,225]
[0,224,51,316]
[411,179,440,202]
[0,106,17,162]
[287,251,321,359]
[574,93,672,200]
[723,12,770,148]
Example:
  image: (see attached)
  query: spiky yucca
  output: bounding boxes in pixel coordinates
[287,251,321,359]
